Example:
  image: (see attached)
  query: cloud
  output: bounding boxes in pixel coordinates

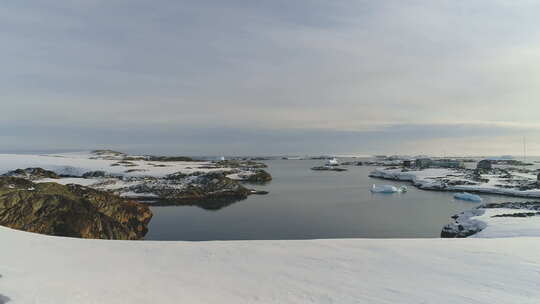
[1,1,540,154]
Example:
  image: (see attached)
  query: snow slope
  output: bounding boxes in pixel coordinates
[1,226,540,304]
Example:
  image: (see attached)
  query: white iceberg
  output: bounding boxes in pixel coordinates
[454,192,483,202]
[326,157,339,166]
[371,184,407,193]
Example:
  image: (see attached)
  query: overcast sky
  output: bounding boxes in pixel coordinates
[2,1,540,156]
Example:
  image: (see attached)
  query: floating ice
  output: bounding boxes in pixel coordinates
[371,184,407,193]
[454,192,483,202]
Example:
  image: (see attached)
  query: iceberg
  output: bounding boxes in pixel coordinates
[454,192,483,202]
[326,157,339,166]
[371,184,407,193]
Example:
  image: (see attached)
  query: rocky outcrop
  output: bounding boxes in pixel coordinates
[214,160,268,169]
[476,160,492,170]
[82,170,109,178]
[440,209,486,238]
[147,156,195,162]
[3,168,59,180]
[311,166,347,172]
[0,177,152,240]
[242,169,272,183]
[124,172,252,208]
[89,150,127,160]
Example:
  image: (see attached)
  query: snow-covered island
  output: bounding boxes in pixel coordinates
[369,166,540,197]
[442,201,540,238]
[0,150,271,205]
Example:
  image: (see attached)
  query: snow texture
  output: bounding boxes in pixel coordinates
[1,226,540,303]
[370,167,540,197]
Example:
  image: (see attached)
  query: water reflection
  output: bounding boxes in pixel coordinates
[149,196,248,211]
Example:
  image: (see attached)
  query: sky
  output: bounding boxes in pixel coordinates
[2,0,540,156]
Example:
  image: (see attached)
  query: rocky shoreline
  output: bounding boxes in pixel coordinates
[441,201,540,238]
[370,166,540,198]
[0,150,273,238]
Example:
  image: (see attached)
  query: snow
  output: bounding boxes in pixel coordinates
[226,171,255,181]
[370,167,540,198]
[0,152,252,199]
[118,191,159,198]
[326,158,339,166]
[471,209,540,238]
[0,152,223,178]
[35,177,101,187]
[1,226,540,303]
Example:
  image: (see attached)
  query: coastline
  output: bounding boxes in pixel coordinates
[369,167,540,198]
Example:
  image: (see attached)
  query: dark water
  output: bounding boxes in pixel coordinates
[145,159,518,241]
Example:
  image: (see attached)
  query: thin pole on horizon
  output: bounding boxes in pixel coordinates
[523,137,527,162]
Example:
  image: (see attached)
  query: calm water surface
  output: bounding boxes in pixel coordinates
[146,159,521,241]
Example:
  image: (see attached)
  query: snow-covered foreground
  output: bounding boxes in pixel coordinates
[1,227,540,304]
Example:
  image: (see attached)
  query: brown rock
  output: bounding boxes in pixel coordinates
[0,177,152,240]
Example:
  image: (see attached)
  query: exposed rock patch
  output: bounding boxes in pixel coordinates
[82,170,110,178]
[441,209,486,238]
[146,156,195,162]
[120,172,252,206]
[3,168,59,180]
[238,169,272,184]
[0,177,152,239]
[311,166,347,172]
[214,160,267,169]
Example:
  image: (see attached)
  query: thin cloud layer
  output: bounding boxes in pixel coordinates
[2,1,539,155]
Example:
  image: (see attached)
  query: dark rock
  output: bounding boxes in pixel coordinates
[146,156,195,162]
[2,168,59,180]
[0,294,10,304]
[0,177,152,240]
[440,209,486,238]
[492,212,540,218]
[311,166,347,172]
[89,150,127,160]
[251,190,269,195]
[111,160,138,167]
[214,160,267,169]
[82,170,108,178]
[477,159,492,170]
[126,172,251,205]
[241,169,272,184]
[482,201,540,210]
[164,172,188,180]
[124,169,147,173]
